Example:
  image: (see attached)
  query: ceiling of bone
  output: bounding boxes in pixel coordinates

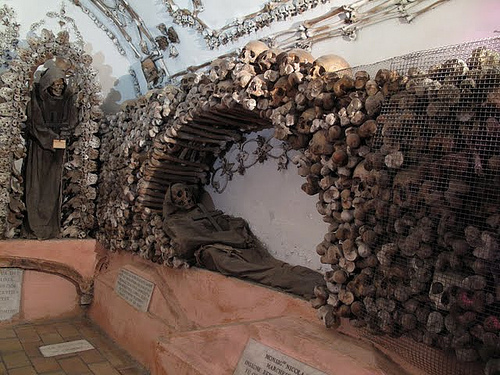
[4,0,450,96]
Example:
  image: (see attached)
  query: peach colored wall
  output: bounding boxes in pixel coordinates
[89,251,317,368]
[21,270,80,321]
[89,251,412,375]
[0,239,98,278]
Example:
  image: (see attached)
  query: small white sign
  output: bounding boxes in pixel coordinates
[39,339,94,357]
[234,339,328,375]
[0,268,23,321]
[115,268,155,312]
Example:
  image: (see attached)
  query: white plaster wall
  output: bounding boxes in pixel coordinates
[206,129,330,272]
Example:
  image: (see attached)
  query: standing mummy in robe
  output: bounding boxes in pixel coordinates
[162,183,325,299]
[23,66,77,239]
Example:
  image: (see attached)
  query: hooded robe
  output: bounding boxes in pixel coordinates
[163,184,325,299]
[23,66,77,239]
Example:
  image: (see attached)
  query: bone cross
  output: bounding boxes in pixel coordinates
[192,203,223,232]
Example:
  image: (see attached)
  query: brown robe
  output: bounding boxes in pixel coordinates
[163,185,325,299]
[23,67,77,239]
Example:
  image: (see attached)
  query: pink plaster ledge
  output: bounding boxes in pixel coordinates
[0,239,99,278]
[153,315,388,375]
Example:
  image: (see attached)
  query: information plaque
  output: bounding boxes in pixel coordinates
[115,268,155,312]
[0,268,23,321]
[234,339,328,375]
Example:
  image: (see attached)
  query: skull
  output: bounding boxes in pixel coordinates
[41,29,55,43]
[214,80,234,98]
[240,40,269,64]
[0,71,19,86]
[81,54,93,67]
[180,73,199,91]
[49,78,65,97]
[297,107,322,134]
[270,76,292,106]
[209,58,235,81]
[171,183,196,210]
[246,74,267,97]
[0,87,14,101]
[310,54,351,79]
[276,49,314,76]
[255,48,283,72]
[233,65,255,88]
[392,168,422,208]
[56,31,70,45]
[0,102,16,117]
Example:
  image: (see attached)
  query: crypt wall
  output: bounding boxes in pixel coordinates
[3,0,499,271]
[1,1,499,373]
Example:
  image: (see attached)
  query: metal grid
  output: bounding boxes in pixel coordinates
[351,37,500,374]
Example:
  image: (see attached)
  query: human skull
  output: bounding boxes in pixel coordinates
[214,80,234,98]
[270,76,291,106]
[0,87,14,101]
[246,74,267,97]
[0,71,19,86]
[41,29,55,43]
[310,54,351,79]
[233,64,256,88]
[255,48,283,72]
[171,183,196,210]
[209,58,234,81]
[180,73,199,91]
[276,48,315,75]
[240,40,269,64]
[56,31,70,45]
[49,78,65,97]
[297,107,321,134]
[392,168,422,208]
[81,54,93,67]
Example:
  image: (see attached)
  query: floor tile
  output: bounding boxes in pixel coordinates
[88,362,121,375]
[2,318,148,375]
[0,329,16,340]
[79,349,106,364]
[31,356,62,373]
[7,365,37,375]
[57,356,91,375]
[0,339,22,353]
[2,351,30,369]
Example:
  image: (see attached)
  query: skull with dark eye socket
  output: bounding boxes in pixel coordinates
[171,183,196,210]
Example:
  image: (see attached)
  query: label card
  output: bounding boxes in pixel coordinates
[53,139,66,149]
[39,340,94,357]
[115,269,155,312]
[234,339,328,375]
[0,268,23,321]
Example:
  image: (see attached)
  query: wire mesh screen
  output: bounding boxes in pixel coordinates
[345,37,500,375]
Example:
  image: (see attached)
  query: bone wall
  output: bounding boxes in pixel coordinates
[6,0,499,104]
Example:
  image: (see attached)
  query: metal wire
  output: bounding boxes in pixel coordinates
[339,37,500,375]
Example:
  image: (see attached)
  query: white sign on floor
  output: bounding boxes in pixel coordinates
[39,339,95,357]
[0,268,23,321]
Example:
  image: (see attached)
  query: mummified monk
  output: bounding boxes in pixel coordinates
[23,66,77,239]
[162,183,325,299]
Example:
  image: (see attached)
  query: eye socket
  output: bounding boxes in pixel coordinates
[176,190,183,197]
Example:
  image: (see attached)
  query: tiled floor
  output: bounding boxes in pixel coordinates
[0,317,149,375]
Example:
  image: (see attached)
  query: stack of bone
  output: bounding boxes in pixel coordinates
[96,78,265,265]
[0,30,101,239]
[302,47,500,365]
[96,38,499,364]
